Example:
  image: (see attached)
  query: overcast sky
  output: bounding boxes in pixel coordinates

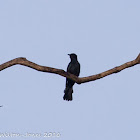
[0,0,140,140]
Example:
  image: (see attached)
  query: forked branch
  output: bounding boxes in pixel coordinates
[0,53,140,84]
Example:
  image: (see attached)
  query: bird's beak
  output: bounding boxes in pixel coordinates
[68,54,70,56]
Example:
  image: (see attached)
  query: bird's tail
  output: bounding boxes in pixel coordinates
[63,86,73,101]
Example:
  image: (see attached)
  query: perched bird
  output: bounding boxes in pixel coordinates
[63,53,80,101]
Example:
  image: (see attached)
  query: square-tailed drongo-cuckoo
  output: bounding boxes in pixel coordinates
[63,53,80,101]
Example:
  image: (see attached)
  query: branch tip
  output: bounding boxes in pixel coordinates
[136,53,140,64]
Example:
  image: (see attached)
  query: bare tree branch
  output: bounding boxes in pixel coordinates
[0,53,139,84]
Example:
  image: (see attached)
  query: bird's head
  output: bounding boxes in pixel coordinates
[68,53,78,60]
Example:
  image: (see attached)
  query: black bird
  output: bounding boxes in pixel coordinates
[63,53,80,101]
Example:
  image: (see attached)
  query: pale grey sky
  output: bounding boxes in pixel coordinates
[0,0,140,140]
